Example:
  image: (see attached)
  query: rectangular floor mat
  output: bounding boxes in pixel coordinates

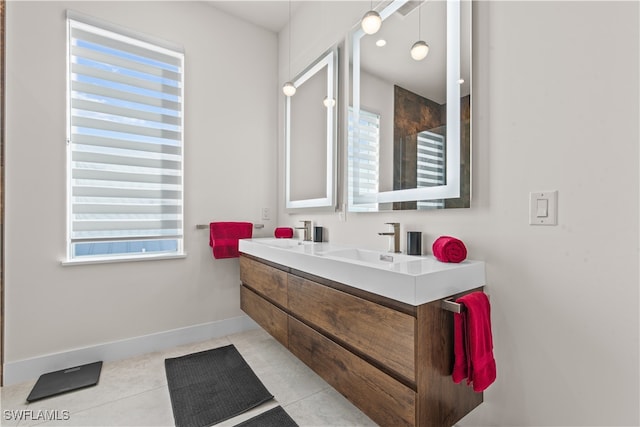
[165,344,274,427]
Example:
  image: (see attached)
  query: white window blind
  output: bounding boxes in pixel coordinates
[67,12,184,260]
[416,130,445,209]
[348,107,380,211]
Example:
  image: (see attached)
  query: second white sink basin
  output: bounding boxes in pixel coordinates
[323,248,416,266]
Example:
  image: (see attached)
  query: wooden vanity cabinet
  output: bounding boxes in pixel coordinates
[287,273,415,384]
[239,253,482,427]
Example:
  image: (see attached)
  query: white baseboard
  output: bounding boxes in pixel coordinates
[3,315,259,386]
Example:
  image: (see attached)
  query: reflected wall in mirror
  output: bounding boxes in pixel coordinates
[285,47,338,210]
[349,0,471,212]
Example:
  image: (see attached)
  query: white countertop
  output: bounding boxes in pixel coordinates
[239,238,486,306]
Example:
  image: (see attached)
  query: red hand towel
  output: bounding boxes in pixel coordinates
[452,309,469,384]
[209,222,253,259]
[432,236,467,263]
[274,227,294,238]
[452,292,496,392]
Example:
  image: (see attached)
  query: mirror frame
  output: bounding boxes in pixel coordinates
[349,0,464,207]
[285,47,339,210]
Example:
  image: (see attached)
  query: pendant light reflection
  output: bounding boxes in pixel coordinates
[283,81,296,97]
[361,0,381,35]
[410,40,429,61]
[323,96,335,108]
[410,1,429,61]
[361,10,382,35]
[282,0,296,97]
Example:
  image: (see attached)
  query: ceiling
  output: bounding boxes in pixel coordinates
[205,1,297,33]
[204,1,470,104]
[360,0,448,103]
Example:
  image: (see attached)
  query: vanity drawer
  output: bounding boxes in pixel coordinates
[240,255,288,308]
[289,317,416,427]
[288,274,415,384]
[241,285,288,347]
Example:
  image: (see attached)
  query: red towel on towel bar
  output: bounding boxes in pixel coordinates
[452,291,496,392]
[209,222,253,259]
[432,235,467,263]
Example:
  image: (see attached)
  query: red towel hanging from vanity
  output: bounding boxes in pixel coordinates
[452,291,496,392]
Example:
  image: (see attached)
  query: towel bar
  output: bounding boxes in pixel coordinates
[441,298,465,313]
[196,223,264,230]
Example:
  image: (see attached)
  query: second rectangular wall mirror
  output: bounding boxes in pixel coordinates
[348,0,471,212]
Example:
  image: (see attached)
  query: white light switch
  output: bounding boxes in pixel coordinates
[261,207,270,221]
[529,191,557,225]
[536,199,548,217]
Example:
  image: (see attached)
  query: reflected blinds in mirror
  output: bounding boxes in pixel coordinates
[416,131,445,209]
[348,107,380,212]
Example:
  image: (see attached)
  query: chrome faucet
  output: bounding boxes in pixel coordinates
[378,222,401,253]
[295,220,313,241]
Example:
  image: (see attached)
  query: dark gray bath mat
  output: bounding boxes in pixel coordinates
[165,344,274,427]
[233,406,298,427]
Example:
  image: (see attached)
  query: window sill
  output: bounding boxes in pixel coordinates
[61,252,187,266]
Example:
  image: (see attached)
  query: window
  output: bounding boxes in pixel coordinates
[416,130,445,210]
[66,12,184,261]
[348,107,380,212]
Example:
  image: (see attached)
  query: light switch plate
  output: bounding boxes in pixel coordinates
[529,191,558,225]
[261,207,270,221]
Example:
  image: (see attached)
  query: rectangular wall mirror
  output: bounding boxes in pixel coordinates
[348,0,471,212]
[285,47,339,210]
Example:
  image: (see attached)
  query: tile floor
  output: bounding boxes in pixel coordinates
[0,328,377,427]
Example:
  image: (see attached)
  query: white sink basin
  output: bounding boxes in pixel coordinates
[239,238,485,306]
[255,237,315,250]
[323,248,416,266]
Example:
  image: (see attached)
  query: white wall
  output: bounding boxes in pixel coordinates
[279,1,639,425]
[360,70,394,192]
[5,1,277,365]
[4,1,638,424]
[289,67,327,201]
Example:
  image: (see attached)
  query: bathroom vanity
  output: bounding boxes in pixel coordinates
[238,238,486,427]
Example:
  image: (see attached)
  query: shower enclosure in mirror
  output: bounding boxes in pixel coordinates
[349,0,471,212]
[285,47,338,210]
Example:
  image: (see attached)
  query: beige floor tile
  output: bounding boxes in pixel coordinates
[15,352,167,416]
[1,330,373,427]
[1,378,37,414]
[284,388,377,427]
[229,330,331,406]
[27,387,174,427]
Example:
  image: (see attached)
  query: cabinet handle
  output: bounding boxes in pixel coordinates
[441,298,464,313]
